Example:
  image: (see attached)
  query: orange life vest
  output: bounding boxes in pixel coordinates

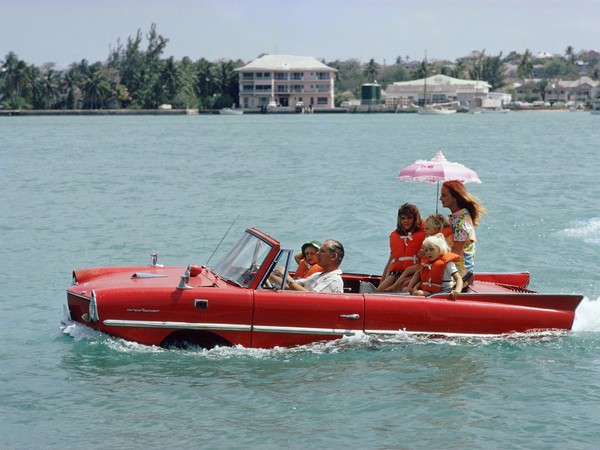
[420,252,461,293]
[294,259,323,279]
[441,226,454,247]
[389,230,425,273]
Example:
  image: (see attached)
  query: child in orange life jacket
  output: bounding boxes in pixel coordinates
[411,233,463,299]
[384,214,452,292]
[376,203,425,292]
[293,240,323,279]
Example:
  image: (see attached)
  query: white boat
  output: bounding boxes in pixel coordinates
[480,108,509,114]
[220,108,243,115]
[418,55,457,115]
[418,106,457,115]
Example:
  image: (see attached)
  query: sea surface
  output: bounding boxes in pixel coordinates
[1,111,600,449]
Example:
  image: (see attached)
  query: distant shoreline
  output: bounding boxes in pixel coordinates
[0,107,575,116]
[0,108,347,116]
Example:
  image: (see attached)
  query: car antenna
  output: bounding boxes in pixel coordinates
[205,215,240,267]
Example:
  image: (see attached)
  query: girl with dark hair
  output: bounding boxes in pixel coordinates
[376,203,425,292]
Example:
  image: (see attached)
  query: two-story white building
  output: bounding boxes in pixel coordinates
[514,76,599,104]
[235,54,337,110]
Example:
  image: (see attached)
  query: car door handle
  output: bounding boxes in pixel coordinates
[340,314,360,319]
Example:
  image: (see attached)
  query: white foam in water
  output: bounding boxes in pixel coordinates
[559,217,600,246]
[572,297,600,331]
[61,318,103,341]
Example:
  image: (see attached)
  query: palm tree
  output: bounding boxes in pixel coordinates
[195,58,216,102]
[61,68,82,109]
[215,60,238,96]
[1,52,33,100]
[81,64,112,109]
[159,57,181,102]
[565,46,576,65]
[362,59,379,83]
[41,67,60,109]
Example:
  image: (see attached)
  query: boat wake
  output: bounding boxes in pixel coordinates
[572,296,600,331]
[559,217,600,246]
[61,315,590,359]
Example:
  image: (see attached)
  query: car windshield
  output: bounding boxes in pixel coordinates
[213,232,273,288]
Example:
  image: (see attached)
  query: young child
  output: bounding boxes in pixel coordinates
[384,213,451,292]
[376,203,425,292]
[411,233,463,300]
[293,241,323,279]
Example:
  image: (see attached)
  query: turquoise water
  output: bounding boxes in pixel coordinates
[1,112,600,448]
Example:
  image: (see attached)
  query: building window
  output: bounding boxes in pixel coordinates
[317,97,328,105]
[317,72,330,80]
[242,73,253,80]
[275,73,288,80]
[292,72,303,80]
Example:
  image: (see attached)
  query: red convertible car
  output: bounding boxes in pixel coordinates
[66,228,583,349]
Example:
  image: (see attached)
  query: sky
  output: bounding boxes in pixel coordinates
[2,0,600,68]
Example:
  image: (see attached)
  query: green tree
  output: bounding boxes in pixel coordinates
[483,53,506,89]
[362,59,379,83]
[40,66,60,109]
[326,58,362,95]
[194,58,216,105]
[414,58,430,79]
[534,79,549,101]
[108,23,169,108]
[544,59,568,78]
[1,52,34,106]
[81,63,112,108]
[449,59,466,79]
[214,60,239,101]
[61,69,80,109]
[154,56,181,105]
[565,46,576,64]
[517,50,533,79]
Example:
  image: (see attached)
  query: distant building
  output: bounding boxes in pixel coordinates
[513,76,599,103]
[385,74,492,107]
[235,54,337,110]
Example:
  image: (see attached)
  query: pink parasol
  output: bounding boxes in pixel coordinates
[397,150,481,212]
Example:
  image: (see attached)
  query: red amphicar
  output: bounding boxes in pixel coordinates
[66,228,583,349]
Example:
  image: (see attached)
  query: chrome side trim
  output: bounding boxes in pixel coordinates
[252,325,357,336]
[103,320,251,331]
[89,290,99,322]
[103,320,356,336]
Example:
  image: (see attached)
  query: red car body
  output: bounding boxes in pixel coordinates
[66,228,583,349]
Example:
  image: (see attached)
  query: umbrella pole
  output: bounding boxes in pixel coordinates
[436,181,440,213]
